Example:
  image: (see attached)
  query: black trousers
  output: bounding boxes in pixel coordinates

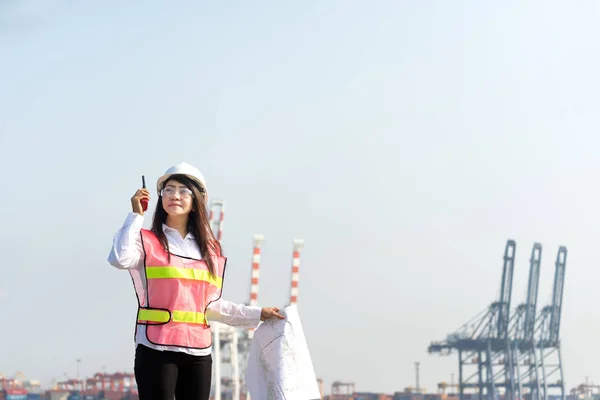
[134,344,212,400]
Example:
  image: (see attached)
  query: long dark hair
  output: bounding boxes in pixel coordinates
[150,174,222,276]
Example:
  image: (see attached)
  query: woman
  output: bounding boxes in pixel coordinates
[107,162,284,400]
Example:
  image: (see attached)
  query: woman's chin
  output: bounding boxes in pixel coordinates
[166,207,188,217]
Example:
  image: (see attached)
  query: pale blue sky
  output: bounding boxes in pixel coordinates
[2,0,600,395]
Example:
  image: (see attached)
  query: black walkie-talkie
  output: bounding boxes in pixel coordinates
[141,175,148,211]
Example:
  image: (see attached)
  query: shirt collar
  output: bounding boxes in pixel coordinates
[162,223,195,240]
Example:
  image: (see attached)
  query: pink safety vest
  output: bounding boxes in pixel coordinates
[128,229,226,349]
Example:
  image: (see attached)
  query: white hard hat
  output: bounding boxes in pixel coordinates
[156,162,208,199]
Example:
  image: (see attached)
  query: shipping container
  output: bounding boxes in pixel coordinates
[393,394,425,400]
[354,393,380,400]
[352,394,391,400]
[6,392,28,400]
[48,393,69,400]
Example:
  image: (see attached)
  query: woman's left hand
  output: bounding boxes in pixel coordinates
[261,307,285,321]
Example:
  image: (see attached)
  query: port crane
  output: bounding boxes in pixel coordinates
[428,240,517,400]
[428,240,568,400]
[509,243,542,400]
[535,247,567,400]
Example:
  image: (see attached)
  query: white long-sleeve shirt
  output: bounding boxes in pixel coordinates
[107,212,262,356]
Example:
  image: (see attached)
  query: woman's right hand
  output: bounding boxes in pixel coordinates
[131,188,150,216]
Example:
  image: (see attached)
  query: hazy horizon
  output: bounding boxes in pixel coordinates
[2,0,600,395]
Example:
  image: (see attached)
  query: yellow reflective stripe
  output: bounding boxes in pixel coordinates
[138,309,170,323]
[137,309,206,325]
[172,310,206,325]
[146,266,222,288]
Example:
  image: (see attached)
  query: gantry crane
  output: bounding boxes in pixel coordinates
[509,243,543,400]
[428,239,517,400]
[535,246,567,400]
[428,241,568,400]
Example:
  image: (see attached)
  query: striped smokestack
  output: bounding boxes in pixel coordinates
[249,234,264,307]
[248,234,264,339]
[208,200,225,241]
[289,239,304,306]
